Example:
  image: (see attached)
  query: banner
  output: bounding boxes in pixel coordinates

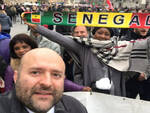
[22,12,150,28]
[76,12,150,28]
[64,92,150,113]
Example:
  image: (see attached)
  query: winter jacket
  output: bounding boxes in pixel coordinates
[4,66,14,92]
[0,55,14,92]
[0,14,12,31]
[0,33,10,64]
[0,89,87,113]
[30,33,61,55]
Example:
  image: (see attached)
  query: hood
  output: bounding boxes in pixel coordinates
[0,14,8,19]
[0,33,10,40]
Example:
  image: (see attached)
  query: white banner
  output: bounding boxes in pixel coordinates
[64,92,150,113]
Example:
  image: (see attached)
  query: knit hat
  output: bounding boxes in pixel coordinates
[92,27,114,37]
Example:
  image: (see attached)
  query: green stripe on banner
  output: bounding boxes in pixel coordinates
[24,12,76,26]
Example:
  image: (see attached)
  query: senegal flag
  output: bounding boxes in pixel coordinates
[31,14,41,23]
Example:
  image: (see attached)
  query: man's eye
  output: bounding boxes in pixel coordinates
[52,73,62,78]
[81,31,85,34]
[31,71,40,75]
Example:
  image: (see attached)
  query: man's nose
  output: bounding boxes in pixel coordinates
[40,73,52,87]
[77,32,82,37]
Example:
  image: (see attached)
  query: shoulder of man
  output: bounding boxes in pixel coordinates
[55,94,88,113]
[0,90,14,112]
[0,90,28,113]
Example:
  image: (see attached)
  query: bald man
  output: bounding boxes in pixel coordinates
[0,48,88,113]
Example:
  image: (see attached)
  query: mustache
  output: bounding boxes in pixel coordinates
[31,85,57,95]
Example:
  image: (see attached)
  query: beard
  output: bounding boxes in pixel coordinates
[15,78,63,113]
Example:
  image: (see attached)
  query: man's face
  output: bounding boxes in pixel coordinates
[134,28,149,37]
[73,26,89,38]
[14,50,65,113]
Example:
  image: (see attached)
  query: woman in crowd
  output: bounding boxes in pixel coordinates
[9,33,38,70]
[9,33,91,92]
[4,33,38,92]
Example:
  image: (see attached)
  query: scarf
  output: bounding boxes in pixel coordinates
[70,36,150,77]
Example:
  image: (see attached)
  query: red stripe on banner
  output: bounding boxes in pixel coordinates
[130,13,150,28]
[32,19,40,23]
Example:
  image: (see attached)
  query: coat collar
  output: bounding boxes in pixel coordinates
[10,90,69,113]
[54,95,69,113]
[10,89,29,113]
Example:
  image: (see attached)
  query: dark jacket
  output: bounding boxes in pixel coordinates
[0,14,12,31]
[0,89,88,113]
[0,33,10,64]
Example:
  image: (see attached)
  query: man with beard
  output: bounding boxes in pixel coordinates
[0,48,88,113]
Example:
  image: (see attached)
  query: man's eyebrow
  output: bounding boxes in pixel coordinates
[28,67,43,70]
[51,70,64,74]
[28,67,64,73]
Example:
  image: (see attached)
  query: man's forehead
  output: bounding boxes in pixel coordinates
[20,48,65,69]
[22,48,60,60]
[75,26,87,30]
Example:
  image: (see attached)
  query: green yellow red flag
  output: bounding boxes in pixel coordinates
[31,14,41,23]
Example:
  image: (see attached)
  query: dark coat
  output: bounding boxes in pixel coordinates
[0,89,88,113]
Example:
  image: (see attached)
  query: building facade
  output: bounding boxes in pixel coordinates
[1,0,150,8]
[112,0,150,8]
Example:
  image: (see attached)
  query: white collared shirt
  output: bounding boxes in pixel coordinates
[26,106,55,113]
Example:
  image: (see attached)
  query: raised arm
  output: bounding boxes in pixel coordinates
[26,23,82,55]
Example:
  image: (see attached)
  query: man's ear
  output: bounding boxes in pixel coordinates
[13,70,18,84]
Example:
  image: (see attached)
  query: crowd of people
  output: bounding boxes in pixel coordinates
[0,2,150,112]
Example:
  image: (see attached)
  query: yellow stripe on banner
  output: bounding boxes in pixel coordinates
[32,14,40,19]
[76,12,133,28]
